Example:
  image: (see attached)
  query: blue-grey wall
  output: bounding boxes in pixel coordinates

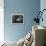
[4,0,40,42]
[40,0,46,27]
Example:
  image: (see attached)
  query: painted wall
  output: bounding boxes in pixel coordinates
[40,0,46,27]
[4,0,40,42]
[0,0,4,42]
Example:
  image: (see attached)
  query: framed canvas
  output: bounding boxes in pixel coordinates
[11,14,24,24]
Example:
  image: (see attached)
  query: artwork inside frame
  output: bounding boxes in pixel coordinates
[12,14,24,24]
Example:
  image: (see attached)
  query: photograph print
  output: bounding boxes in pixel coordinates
[12,15,23,23]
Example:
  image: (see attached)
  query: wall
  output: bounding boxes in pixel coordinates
[4,0,40,42]
[0,0,4,42]
[40,0,46,26]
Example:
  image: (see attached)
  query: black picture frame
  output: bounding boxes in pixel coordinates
[12,14,24,24]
